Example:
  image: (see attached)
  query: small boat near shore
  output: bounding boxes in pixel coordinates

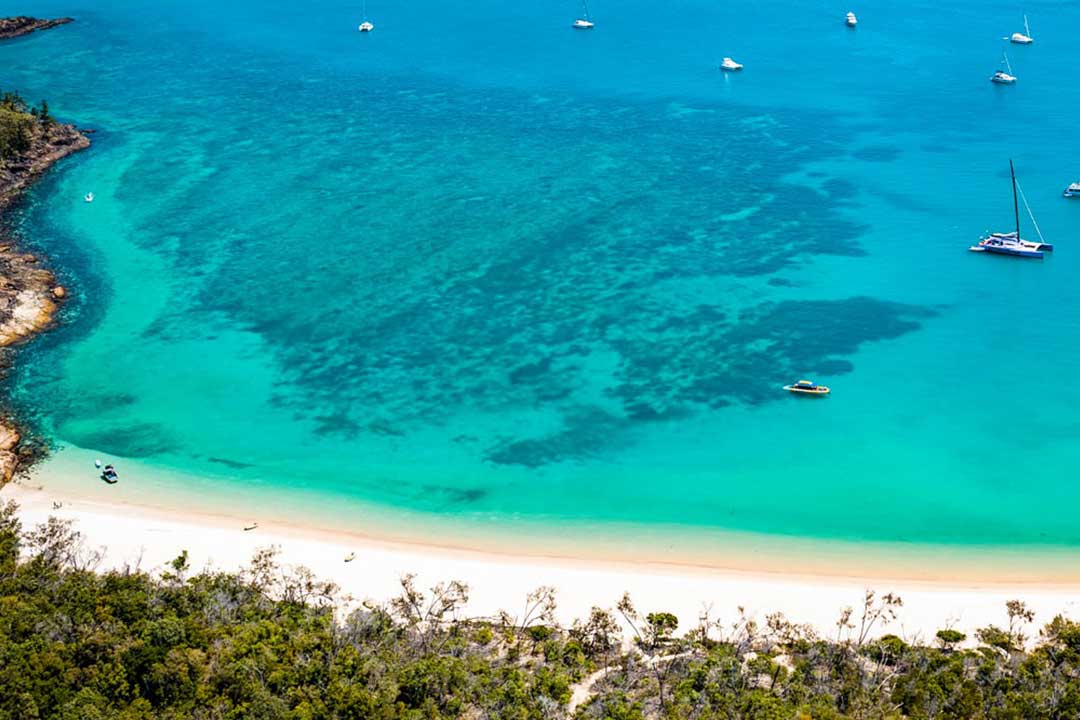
[1064,182,1080,198]
[783,380,830,396]
[720,57,743,72]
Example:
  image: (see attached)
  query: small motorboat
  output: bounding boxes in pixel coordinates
[720,57,743,72]
[243,522,259,532]
[1009,15,1033,44]
[783,380,830,396]
[1064,182,1080,198]
[84,192,94,203]
[344,552,356,562]
[845,12,857,27]
[101,464,119,484]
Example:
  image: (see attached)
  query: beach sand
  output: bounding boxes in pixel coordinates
[4,480,1078,644]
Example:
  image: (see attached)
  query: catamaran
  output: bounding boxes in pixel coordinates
[1010,15,1033,44]
[990,51,1016,84]
[358,0,374,31]
[573,0,594,29]
[970,160,1051,258]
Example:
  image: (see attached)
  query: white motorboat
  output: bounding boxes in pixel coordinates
[845,12,857,27]
[84,192,94,203]
[720,57,743,72]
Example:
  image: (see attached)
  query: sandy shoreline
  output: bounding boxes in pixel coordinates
[5,479,1078,643]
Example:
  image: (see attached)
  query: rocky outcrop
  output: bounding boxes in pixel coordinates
[0,43,91,483]
[0,16,73,41]
[0,122,90,210]
[0,121,88,350]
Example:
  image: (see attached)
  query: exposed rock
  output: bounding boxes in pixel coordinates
[0,16,74,41]
[0,423,19,451]
[0,450,16,483]
[0,122,91,210]
[0,35,92,484]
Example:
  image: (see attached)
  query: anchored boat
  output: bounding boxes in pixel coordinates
[1064,182,1080,198]
[990,51,1016,84]
[1010,15,1033,44]
[573,0,594,29]
[783,380,830,396]
[358,0,374,31]
[970,160,1051,258]
[845,12,857,27]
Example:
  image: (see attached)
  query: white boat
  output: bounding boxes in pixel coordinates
[845,12,857,27]
[358,0,374,31]
[970,160,1051,258]
[990,51,1016,84]
[84,192,94,203]
[1009,15,1033,44]
[720,57,743,71]
[1064,182,1080,198]
[573,0,594,29]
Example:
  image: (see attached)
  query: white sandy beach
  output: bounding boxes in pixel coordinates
[4,480,1079,645]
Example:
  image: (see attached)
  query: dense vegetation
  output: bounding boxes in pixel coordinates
[2,499,1080,719]
[0,90,53,163]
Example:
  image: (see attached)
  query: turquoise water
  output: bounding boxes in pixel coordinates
[4,0,1080,549]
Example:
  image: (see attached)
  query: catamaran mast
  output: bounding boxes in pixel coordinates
[1010,159,1021,240]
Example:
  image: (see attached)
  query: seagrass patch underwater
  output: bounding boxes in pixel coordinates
[5,0,1080,548]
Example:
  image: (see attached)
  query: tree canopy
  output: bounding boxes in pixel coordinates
[2,498,1079,719]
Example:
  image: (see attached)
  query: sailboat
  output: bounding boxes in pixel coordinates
[970,160,1050,258]
[358,0,374,32]
[990,51,1016,84]
[1010,15,1033,44]
[573,0,594,29]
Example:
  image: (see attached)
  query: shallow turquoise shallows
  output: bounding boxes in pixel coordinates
[4,0,1080,549]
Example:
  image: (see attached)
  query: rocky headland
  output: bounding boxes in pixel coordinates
[0,19,90,482]
[0,16,73,41]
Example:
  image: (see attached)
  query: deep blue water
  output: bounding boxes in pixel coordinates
[3,0,1080,547]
